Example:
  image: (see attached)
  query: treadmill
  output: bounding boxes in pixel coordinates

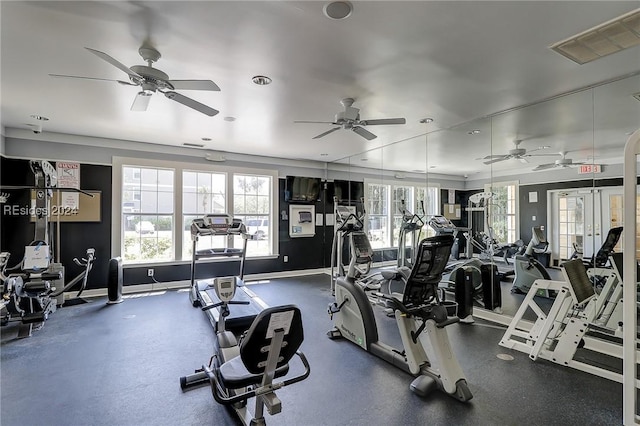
[189,214,267,332]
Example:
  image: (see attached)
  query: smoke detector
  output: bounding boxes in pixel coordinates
[323,1,353,20]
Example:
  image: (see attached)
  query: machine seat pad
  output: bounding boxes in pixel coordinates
[381,266,411,281]
[219,356,289,389]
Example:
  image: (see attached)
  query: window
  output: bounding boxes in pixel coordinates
[485,181,518,244]
[182,171,227,260]
[366,183,389,249]
[233,174,272,257]
[122,166,174,262]
[365,180,440,249]
[113,157,278,264]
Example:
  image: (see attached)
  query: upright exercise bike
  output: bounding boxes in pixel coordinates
[511,226,551,295]
[180,276,310,425]
[328,234,472,402]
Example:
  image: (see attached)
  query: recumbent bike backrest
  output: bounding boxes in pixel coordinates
[239,304,304,375]
[402,234,454,307]
[592,226,623,268]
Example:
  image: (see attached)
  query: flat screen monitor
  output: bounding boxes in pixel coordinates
[285,176,321,202]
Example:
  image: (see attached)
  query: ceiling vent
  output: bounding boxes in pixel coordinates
[205,151,226,162]
[550,8,640,64]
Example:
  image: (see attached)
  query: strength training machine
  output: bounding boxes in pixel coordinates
[500,256,640,384]
[328,234,473,402]
[180,277,310,425]
[0,160,96,337]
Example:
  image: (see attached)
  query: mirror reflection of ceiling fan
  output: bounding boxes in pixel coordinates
[49,43,220,116]
[294,98,406,140]
[532,151,587,171]
[480,139,552,164]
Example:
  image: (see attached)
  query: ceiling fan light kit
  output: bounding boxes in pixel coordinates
[50,44,220,116]
[295,97,406,140]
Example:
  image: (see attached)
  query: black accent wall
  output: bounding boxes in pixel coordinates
[1,157,335,288]
[3,155,634,289]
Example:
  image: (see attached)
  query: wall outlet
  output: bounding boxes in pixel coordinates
[283,255,289,263]
[147,268,154,277]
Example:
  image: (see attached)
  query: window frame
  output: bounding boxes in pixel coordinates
[364,178,441,249]
[484,180,519,244]
[112,156,279,265]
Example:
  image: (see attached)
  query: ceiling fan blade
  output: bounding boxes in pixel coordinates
[49,74,136,86]
[352,126,377,140]
[525,146,551,154]
[131,92,151,111]
[533,163,557,171]
[163,91,219,116]
[483,157,509,165]
[360,118,406,126]
[482,154,509,160]
[167,80,220,91]
[295,120,337,124]
[518,157,529,164]
[312,127,341,139]
[85,47,141,79]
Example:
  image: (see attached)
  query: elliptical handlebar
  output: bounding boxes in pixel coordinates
[333,196,366,232]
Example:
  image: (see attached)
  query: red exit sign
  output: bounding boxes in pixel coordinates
[578,164,602,174]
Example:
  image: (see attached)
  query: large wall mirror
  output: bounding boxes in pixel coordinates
[327,71,640,323]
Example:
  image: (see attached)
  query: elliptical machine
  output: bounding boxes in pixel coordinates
[180,276,311,425]
[330,197,374,293]
[511,226,551,295]
[328,234,472,402]
[396,199,426,270]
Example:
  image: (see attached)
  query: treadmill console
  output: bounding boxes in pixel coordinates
[191,214,245,237]
[213,276,237,303]
[428,215,457,235]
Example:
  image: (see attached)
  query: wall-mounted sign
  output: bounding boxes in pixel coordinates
[56,161,81,208]
[578,164,602,174]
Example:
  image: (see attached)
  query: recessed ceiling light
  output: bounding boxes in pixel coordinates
[419,118,434,124]
[201,137,212,142]
[468,130,481,135]
[30,114,49,121]
[323,1,353,20]
[183,142,205,148]
[252,75,272,85]
[224,116,236,122]
[320,153,329,156]
[429,165,437,169]
[360,158,368,162]
[412,169,425,173]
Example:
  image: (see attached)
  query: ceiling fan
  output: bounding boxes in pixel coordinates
[532,152,587,171]
[49,43,220,116]
[294,98,406,141]
[480,139,552,165]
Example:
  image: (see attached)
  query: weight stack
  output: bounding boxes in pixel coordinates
[107,257,123,305]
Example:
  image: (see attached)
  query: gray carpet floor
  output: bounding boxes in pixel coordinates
[1,274,624,425]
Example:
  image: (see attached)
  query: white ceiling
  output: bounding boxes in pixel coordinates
[1,1,639,177]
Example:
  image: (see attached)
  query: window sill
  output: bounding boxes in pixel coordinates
[122,254,280,268]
